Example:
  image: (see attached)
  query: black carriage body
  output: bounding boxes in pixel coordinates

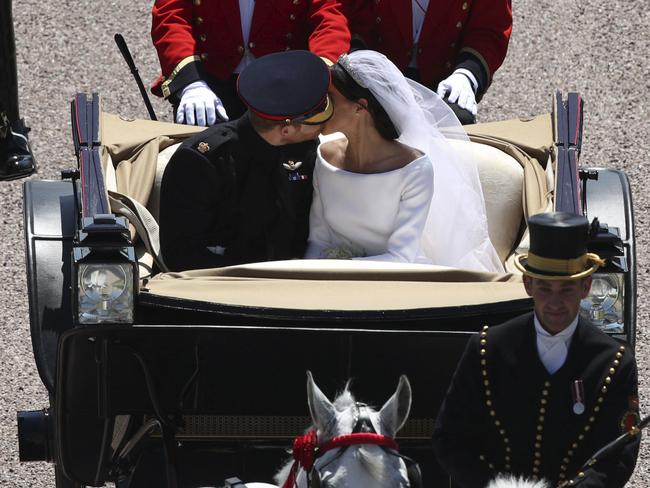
[18,93,637,487]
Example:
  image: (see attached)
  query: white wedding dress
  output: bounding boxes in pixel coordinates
[305,134,433,263]
[305,50,503,272]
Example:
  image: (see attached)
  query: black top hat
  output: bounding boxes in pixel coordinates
[515,212,605,280]
[237,50,333,125]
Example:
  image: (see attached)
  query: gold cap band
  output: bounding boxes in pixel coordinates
[514,252,606,280]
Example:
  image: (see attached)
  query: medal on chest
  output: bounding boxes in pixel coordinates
[572,379,585,415]
[283,159,308,182]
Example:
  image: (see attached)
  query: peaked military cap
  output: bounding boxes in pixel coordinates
[237,50,333,125]
[515,212,605,280]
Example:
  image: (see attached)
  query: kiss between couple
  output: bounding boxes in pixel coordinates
[159,50,502,273]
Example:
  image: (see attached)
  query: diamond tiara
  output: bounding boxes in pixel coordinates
[337,54,367,88]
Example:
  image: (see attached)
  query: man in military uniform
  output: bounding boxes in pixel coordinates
[433,212,640,487]
[346,0,512,124]
[0,0,37,180]
[159,50,332,271]
[151,0,349,126]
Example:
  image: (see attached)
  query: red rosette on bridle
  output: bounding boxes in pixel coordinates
[283,430,318,488]
[293,430,318,471]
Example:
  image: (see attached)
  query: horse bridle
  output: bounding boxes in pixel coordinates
[302,403,423,488]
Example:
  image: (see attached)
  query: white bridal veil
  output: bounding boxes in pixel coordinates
[338,50,503,272]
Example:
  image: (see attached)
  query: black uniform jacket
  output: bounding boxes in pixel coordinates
[433,312,639,488]
[159,114,316,271]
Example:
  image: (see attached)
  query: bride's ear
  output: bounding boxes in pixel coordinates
[356,98,369,112]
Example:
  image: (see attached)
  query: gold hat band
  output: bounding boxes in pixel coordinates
[514,252,606,280]
[527,252,605,275]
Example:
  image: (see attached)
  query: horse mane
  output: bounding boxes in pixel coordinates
[274,384,406,487]
[487,475,550,488]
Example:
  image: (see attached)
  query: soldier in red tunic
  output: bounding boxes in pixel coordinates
[151,0,350,126]
[346,0,512,124]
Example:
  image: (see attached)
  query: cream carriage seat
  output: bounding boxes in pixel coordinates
[143,139,524,266]
[448,139,524,263]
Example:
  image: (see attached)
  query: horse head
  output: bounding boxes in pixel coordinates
[275,371,415,488]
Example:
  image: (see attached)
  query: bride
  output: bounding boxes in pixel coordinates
[304,50,503,273]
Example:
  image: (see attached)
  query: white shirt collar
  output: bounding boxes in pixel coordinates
[534,313,579,374]
[534,313,579,341]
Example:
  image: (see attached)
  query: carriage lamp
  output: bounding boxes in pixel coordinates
[77,262,134,324]
[73,247,137,325]
[580,273,624,333]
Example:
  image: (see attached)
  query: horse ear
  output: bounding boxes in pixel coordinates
[379,375,412,437]
[306,371,336,432]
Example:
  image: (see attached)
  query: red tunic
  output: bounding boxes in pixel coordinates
[347,0,512,90]
[151,0,350,97]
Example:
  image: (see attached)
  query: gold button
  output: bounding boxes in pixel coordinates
[594,406,600,412]
[486,399,492,406]
[200,52,208,61]
[480,339,487,346]
[376,16,382,23]
[535,442,541,449]
[537,425,543,431]
[481,359,487,365]
[532,467,539,474]
[237,45,245,54]
[482,370,487,376]
[483,380,489,386]
[196,16,203,24]
[578,434,584,440]
[534,452,541,458]
[486,389,491,396]
[560,465,567,471]
[602,386,608,393]
[536,434,542,441]
[544,381,551,387]
[620,345,625,351]
[584,425,591,432]
[589,416,596,423]
[572,443,578,448]
[456,21,462,29]
[495,420,501,427]
[616,352,622,359]
[504,437,510,443]
[614,359,620,366]
[609,367,616,374]
[563,457,570,463]
[539,415,545,422]
[479,454,486,461]
[534,459,540,466]
[193,0,201,4]
[289,13,296,20]
[505,455,510,461]
[499,428,505,435]
[488,463,494,470]
[541,398,547,404]
[578,472,585,477]
[481,331,487,337]
[598,396,604,403]
[605,376,612,384]
[505,446,511,452]
[489,410,496,417]
[200,34,207,42]
[480,349,486,355]
[559,473,566,479]
[540,407,546,414]
[462,1,468,9]
[542,389,549,396]
[568,450,574,455]
[249,41,255,49]
[505,464,511,470]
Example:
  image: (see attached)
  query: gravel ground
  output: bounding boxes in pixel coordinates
[1,0,648,486]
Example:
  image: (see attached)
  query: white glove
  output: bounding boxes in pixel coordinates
[176,80,229,126]
[436,71,478,116]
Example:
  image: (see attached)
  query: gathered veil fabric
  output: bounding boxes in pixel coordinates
[341,50,503,272]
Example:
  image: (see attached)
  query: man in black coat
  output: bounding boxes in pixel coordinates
[433,212,640,488]
[0,0,37,180]
[159,50,332,271]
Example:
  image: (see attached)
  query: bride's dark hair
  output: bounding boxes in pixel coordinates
[331,62,399,140]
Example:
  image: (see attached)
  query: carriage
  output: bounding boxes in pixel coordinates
[16,91,635,487]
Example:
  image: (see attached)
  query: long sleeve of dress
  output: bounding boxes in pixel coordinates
[304,165,332,259]
[354,158,433,262]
